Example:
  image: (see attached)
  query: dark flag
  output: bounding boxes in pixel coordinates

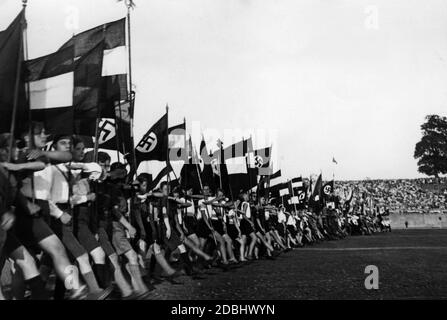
[198,138,217,190]
[0,10,26,135]
[322,180,334,199]
[73,41,105,135]
[135,112,168,165]
[83,99,133,155]
[310,173,323,210]
[180,137,202,193]
[148,163,173,190]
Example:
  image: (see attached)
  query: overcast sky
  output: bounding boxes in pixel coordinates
[2,0,447,180]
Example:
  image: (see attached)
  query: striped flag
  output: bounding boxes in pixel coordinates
[25,18,128,136]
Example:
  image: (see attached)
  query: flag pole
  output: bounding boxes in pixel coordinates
[245,136,254,196]
[8,3,26,161]
[166,104,171,217]
[115,100,123,163]
[217,139,223,189]
[94,28,108,163]
[125,1,138,175]
[182,117,187,191]
[21,0,37,204]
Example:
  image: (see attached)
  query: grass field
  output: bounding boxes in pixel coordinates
[148,229,447,300]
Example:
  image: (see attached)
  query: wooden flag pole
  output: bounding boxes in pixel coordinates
[217,139,223,189]
[94,28,108,163]
[125,1,138,175]
[115,100,123,163]
[165,104,171,222]
[182,117,187,190]
[22,1,37,204]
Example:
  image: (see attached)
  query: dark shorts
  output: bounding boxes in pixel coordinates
[268,219,278,231]
[254,219,265,234]
[287,225,298,237]
[73,205,100,253]
[51,204,87,259]
[97,227,115,257]
[240,219,254,236]
[14,213,54,252]
[2,231,22,255]
[148,221,162,245]
[276,223,286,237]
[226,223,239,240]
[0,228,5,256]
[211,219,224,235]
[184,216,197,236]
[161,226,182,252]
[112,221,133,256]
[196,219,212,239]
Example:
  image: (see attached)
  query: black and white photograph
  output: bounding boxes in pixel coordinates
[1,0,447,309]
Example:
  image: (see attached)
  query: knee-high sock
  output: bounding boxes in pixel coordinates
[126,264,148,293]
[92,264,108,289]
[180,253,193,275]
[54,277,66,300]
[149,255,157,275]
[82,271,101,293]
[154,252,175,275]
[25,276,49,300]
[110,263,132,298]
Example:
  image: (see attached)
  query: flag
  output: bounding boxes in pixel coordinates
[0,10,26,135]
[59,17,127,117]
[290,176,306,206]
[224,138,255,198]
[322,180,334,198]
[213,137,253,162]
[199,138,217,189]
[83,99,133,155]
[310,173,323,209]
[27,18,128,136]
[73,41,106,135]
[168,121,186,161]
[26,45,76,134]
[279,183,290,197]
[264,170,282,197]
[148,163,172,190]
[249,146,272,175]
[135,112,168,165]
[291,176,303,191]
[179,137,202,193]
[258,168,281,190]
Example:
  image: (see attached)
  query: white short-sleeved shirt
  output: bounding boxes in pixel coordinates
[198,196,215,220]
[241,201,251,219]
[181,197,195,216]
[277,210,286,223]
[21,165,53,200]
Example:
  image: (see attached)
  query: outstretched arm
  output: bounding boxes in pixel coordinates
[0,161,45,172]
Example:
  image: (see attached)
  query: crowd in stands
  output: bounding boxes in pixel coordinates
[336,178,447,214]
